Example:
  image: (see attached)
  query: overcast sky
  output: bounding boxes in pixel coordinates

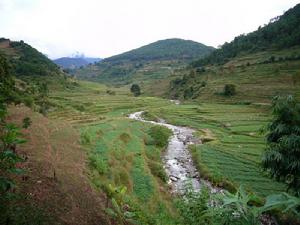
[0,0,299,59]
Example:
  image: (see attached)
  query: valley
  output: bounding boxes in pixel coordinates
[1,2,300,225]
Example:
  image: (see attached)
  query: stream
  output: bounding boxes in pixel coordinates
[129,111,211,193]
[129,111,277,225]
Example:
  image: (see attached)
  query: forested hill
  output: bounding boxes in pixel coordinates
[0,38,61,77]
[104,38,215,63]
[192,3,300,67]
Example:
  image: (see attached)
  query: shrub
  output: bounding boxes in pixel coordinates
[262,95,300,195]
[80,132,91,145]
[130,84,141,97]
[106,89,116,95]
[89,154,107,175]
[148,125,172,148]
[223,84,236,96]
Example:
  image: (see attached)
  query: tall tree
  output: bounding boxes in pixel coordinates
[262,95,300,195]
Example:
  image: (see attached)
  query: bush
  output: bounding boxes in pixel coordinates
[106,89,116,95]
[130,84,141,97]
[89,154,107,175]
[262,95,300,195]
[223,84,236,96]
[148,125,172,148]
[80,132,91,145]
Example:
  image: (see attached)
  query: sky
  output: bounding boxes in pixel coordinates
[0,0,299,59]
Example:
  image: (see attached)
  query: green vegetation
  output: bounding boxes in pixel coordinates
[262,96,300,195]
[191,4,300,67]
[177,185,300,225]
[148,125,172,148]
[2,3,300,224]
[74,39,214,91]
[169,47,300,102]
[130,84,141,96]
[145,103,287,196]
[224,84,237,96]
[104,38,214,63]
[0,38,61,77]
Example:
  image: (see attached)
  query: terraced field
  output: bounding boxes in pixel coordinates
[146,103,287,197]
[49,82,179,224]
[48,80,287,223]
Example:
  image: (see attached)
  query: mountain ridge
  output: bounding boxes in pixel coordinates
[53,57,102,69]
[74,38,215,85]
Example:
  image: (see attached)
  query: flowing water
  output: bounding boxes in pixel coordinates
[129,111,202,193]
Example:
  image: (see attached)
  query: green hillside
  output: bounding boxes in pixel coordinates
[0,38,61,77]
[74,38,214,86]
[106,38,214,63]
[191,4,300,67]
[169,4,300,102]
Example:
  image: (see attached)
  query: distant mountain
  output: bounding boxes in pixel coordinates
[0,38,61,77]
[75,38,214,85]
[104,38,215,63]
[53,57,102,69]
[191,3,300,67]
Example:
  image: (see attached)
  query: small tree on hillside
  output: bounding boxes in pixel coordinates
[262,95,300,195]
[130,84,141,97]
[223,84,236,96]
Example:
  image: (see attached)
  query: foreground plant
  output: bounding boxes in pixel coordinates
[105,184,136,225]
[262,95,300,195]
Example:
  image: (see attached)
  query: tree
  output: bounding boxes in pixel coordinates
[130,84,141,97]
[223,84,236,96]
[262,95,300,195]
[0,55,16,103]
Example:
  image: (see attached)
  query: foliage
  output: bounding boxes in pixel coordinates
[8,40,61,77]
[192,4,300,67]
[0,102,29,223]
[211,186,262,225]
[262,95,300,195]
[22,117,32,129]
[80,131,91,145]
[223,84,236,96]
[0,54,18,104]
[262,192,300,217]
[175,184,211,225]
[89,154,107,175]
[130,84,141,97]
[148,125,172,148]
[105,184,137,225]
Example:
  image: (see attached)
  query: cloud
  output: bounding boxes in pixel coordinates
[0,0,299,59]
